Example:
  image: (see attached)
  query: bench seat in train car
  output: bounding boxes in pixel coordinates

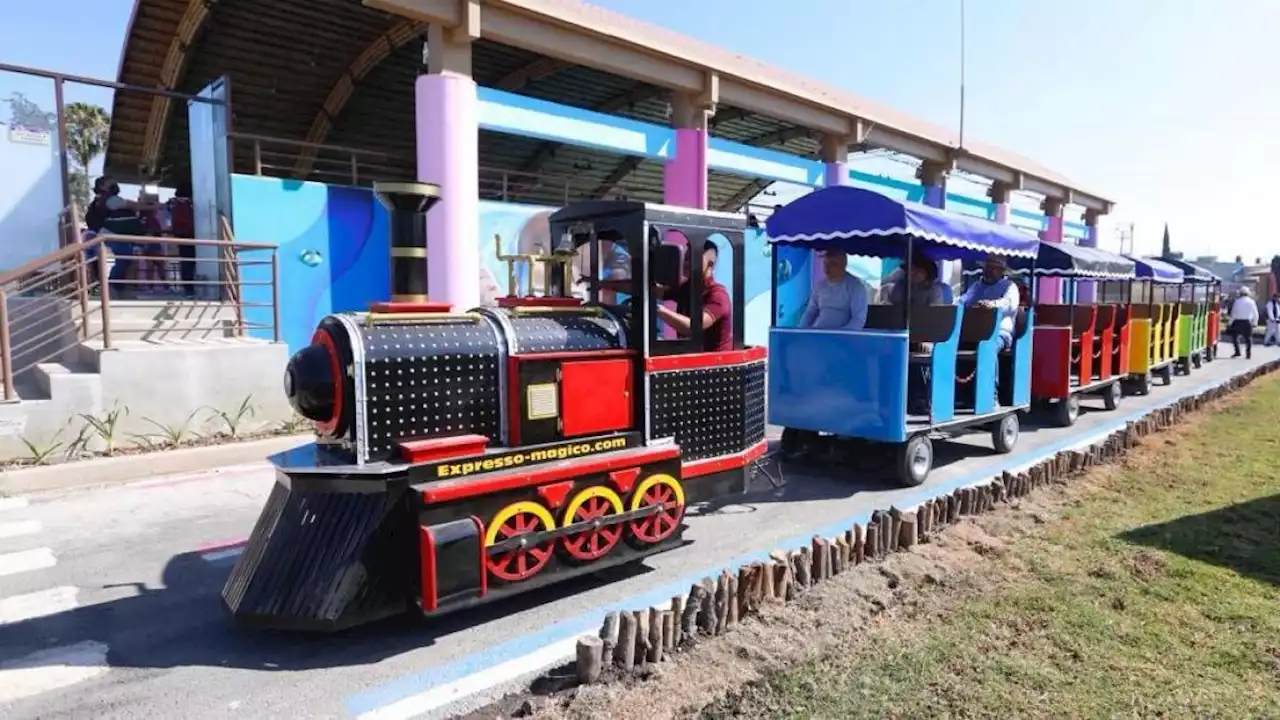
[1123,255,1184,394]
[1160,258,1219,373]
[1204,279,1222,361]
[763,185,1039,487]
[967,243,1136,427]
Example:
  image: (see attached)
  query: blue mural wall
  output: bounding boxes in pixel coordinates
[233,175,390,353]
[232,172,1082,356]
[232,174,852,353]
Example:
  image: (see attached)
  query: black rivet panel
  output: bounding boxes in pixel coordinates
[502,312,624,354]
[650,361,767,462]
[358,320,502,459]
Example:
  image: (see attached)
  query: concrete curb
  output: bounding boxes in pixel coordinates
[0,434,310,496]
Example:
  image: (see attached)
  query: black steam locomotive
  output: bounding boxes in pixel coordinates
[223,182,768,631]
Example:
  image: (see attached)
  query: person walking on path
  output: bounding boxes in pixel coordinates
[1228,287,1259,359]
[1264,292,1280,346]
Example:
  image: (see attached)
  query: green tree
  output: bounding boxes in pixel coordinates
[64,102,111,213]
[4,92,56,131]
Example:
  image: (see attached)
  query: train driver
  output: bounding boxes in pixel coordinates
[798,250,869,330]
[959,254,1020,350]
[655,239,733,352]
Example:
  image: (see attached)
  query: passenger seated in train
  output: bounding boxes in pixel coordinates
[958,254,1021,350]
[888,254,950,306]
[655,239,733,352]
[798,249,869,330]
[889,254,948,415]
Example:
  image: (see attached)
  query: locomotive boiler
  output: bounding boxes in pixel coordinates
[222,183,769,631]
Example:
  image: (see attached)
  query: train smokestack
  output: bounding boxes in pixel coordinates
[374,181,441,304]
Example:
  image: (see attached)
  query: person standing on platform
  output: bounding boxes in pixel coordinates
[798,249,869,330]
[168,181,197,298]
[1264,292,1280,346]
[1228,286,1259,359]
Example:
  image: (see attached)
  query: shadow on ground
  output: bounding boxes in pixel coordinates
[1119,493,1280,588]
[0,548,653,673]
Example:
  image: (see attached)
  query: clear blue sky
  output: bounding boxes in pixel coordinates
[3,0,1278,260]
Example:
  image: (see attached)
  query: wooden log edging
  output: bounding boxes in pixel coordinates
[571,360,1280,684]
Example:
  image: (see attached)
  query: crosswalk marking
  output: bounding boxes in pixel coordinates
[0,586,80,626]
[0,498,29,513]
[0,548,57,578]
[0,641,109,705]
[0,520,42,540]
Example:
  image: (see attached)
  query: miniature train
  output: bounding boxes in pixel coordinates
[766,186,1221,486]
[223,182,1222,632]
[223,184,767,631]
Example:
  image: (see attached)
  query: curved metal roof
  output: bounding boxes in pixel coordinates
[108,0,1109,214]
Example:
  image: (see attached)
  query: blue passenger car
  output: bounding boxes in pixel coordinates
[766,186,1040,487]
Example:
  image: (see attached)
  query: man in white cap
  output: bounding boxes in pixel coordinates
[799,249,869,330]
[958,254,1021,350]
[1228,286,1259,359]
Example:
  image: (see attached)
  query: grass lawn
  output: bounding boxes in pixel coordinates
[701,376,1280,719]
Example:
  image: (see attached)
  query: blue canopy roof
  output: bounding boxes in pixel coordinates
[1019,243,1135,280]
[1125,255,1184,284]
[766,186,1040,261]
[1158,257,1219,284]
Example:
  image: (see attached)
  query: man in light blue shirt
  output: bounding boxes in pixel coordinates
[959,254,1021,349]
[799,250,869,330]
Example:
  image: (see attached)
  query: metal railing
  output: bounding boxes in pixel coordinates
[229,132,625,206]
[0,218,279,402]
[230,132,415,187]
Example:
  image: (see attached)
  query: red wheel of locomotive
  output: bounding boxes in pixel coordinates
[628,473,685,545]
[560,487,624,562]
[484,502,556,583]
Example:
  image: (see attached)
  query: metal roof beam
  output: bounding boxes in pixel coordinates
[591,155,645,198]
[741,125,813,149]
[719,178,771,212]
[493,56,572,91]
[518,84,666,176]
[139,0,219,178]
[293,19,428,179]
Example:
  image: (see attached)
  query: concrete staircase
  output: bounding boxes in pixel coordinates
[1,298,292,462]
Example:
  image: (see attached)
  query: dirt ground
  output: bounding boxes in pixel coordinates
[464,376,1280,720]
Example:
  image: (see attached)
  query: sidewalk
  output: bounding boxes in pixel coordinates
[0,434,307,497]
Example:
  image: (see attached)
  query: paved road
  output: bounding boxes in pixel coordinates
[0,346,1273,720]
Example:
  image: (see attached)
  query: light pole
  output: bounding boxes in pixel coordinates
[959,0,967,150]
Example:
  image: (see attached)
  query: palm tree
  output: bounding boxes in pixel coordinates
[63,102,111,214]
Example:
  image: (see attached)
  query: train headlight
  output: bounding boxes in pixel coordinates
[284,339,338,424]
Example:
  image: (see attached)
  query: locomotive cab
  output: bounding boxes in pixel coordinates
[225,195,767,632]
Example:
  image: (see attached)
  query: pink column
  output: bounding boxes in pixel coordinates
[823,161,847,188]
[416,73,480,311]
[923,184,946,209]
[1077,209,1102,303]
[663,128,708,209]
[919,164,947,284]
[1038,198,1065,303]
[989,181,1011,224]
[819,136,849,283]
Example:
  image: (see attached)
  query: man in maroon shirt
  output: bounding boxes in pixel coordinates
[657,240,733,352]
